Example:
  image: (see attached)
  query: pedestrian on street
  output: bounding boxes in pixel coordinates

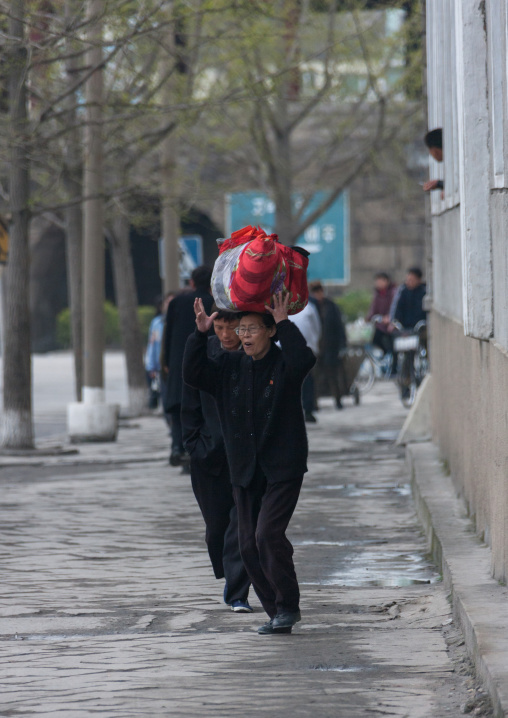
[145,296,166,409]
[161,266,214,467]
[289,301,322,423]
[309,280,347,410]
[183,292,316,635]
[181,308,252,614]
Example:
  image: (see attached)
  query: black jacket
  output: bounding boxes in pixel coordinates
[394,283,427,329]
[161,289,213,411]
[183,319,316,487]
[317,297,347,366]
[181,336,228,477]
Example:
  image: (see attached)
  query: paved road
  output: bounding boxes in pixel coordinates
[0,381,492,717]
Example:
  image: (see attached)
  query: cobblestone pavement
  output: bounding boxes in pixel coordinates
[0,383,492,717]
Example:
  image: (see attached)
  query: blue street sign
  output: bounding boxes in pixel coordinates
[225,190,350,285]
[158,235,203,284]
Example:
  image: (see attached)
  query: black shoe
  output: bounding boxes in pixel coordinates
[336,400,343,410]
[257,619,292,635]
[272,610,301,629]
[305,412,317,423]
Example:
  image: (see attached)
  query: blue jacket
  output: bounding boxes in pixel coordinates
[145,314,164,373]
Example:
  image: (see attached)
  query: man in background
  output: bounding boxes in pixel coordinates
[309,281,347,410]
[393,267,427,330]
[161,266,213,466]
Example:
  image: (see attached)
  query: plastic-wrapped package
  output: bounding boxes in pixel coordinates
[211,226,309,315]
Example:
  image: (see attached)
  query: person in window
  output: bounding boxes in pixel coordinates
[183,293,315,635]
[423,128,444,193]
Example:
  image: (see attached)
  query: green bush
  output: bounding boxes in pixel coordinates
[104,301,122,347]
[56,307,72,349]
[56,303,156,349]
[335,290,372,322]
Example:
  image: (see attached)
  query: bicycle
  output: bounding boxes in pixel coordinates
[393,320,428,408]
[351,315,395,395]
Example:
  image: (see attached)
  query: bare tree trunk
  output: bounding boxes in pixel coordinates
[2,0,34,448]
[63,0,83,401]
[160,15,180,292]
[273,125,294,244]
[273,0,299,244]
[82,0,105,398]
[110,211,147,416]
[161,130,181,292]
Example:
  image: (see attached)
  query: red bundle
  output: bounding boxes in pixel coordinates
[211,226,309,314]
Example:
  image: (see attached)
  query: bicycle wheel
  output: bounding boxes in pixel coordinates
[398,352,417,408]
[352,356,375,395]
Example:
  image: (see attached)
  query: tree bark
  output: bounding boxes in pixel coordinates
[2,0,34,448]
[82,0,105,396]
[161,129,181,292]
[160,13,180,292]
[273,125,294,244]
[63,0,83,402]
[110,211,147,416]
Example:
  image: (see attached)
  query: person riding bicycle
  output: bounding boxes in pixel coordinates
[393,267,427,330]
[393,268,427,400]
[366,272,398,376]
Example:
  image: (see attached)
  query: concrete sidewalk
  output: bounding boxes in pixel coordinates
[408,444,508,718]
[0,384,493,717]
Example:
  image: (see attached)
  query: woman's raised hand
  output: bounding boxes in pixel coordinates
[194,298,218,333]
[265,291,289,324]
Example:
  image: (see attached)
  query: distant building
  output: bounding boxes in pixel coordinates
[426,0,508,578]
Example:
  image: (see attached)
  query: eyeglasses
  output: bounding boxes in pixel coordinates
[235,325,265,336]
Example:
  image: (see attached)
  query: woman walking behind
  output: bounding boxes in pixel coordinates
[183,293,315,634]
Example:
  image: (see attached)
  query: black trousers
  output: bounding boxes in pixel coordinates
[190,459,250,604]
[233,468,303,619]
[169,405,184,454]
[321,364,343,406]
[373,329,397,374]
[301,371,315,414]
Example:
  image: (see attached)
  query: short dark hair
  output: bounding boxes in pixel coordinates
[238,311,276,329]
[374,272,391,281]
[407,267,423,279]
[239,311,277,341]
[191,265,212,291]
[211,304,239,323]
[309,280,324,292]
[424,128,442,150]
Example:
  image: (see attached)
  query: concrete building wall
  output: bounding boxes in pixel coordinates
[428,0,508,579]
[431,311,508,580]
[431,208,462,322]
[492,189,508,351]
